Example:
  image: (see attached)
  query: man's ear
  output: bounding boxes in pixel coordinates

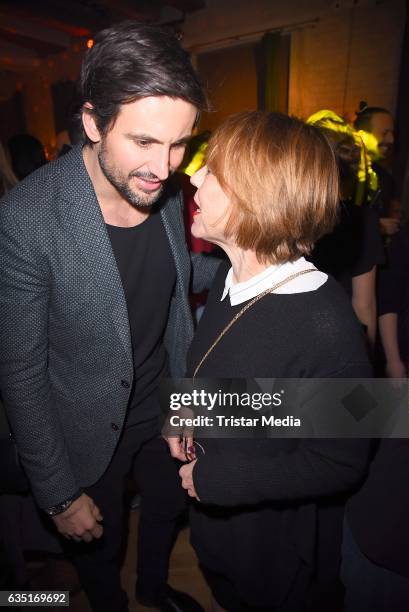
[82,103,101,144]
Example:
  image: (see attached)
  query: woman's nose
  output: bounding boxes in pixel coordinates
[190,165,206,188]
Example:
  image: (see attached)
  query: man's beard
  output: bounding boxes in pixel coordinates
[377,143,392,160]
[98,140,164,208]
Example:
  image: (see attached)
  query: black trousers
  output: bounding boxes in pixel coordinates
[67,419,187,612]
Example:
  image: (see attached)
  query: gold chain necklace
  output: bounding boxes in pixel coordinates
[193,268,318,379]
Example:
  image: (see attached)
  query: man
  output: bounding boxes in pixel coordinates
[0,21,218,612]
[354,103,401,236]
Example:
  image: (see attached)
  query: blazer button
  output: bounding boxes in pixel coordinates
[121,379,130,388]
[111,422,119,431]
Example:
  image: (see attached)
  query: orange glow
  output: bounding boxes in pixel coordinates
[87,39,94,49]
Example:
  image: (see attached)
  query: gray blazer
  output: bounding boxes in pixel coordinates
[0,146,218,509]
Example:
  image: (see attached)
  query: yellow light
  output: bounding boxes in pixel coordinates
[307,109,379,206]
[87,39,94,49]
[183,142,208,176]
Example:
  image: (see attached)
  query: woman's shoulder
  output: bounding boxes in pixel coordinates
[300,276,363,333]
[269,274,352,314]
[269,277,371,374]
[312,279,371,371]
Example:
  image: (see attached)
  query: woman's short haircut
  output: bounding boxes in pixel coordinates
[78,21,208,144]
[206,111,339,264]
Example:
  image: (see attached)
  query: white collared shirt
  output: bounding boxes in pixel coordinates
[221,257,328,306]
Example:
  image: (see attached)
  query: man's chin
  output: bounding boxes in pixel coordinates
[377,146,392,160]
[128,186,163,209]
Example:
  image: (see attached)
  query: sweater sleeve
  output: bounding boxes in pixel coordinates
[194,437,370,507]
[194,361,372,507]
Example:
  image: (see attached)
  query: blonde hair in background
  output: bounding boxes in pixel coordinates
[206,111,340,264]
[307,110,378,206]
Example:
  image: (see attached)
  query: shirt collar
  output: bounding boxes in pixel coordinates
[221,257,326,306]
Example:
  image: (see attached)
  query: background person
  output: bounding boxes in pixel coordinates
[0,141,17,197]
[354,101,401,237]
[307,110,384,352]
[7,133,47,181]
[377,219,409,378]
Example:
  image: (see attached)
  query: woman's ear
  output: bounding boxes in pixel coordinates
[82,103,101,144]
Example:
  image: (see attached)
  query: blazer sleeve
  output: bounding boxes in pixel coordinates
[190,252,222,294]
[0,205,79,508]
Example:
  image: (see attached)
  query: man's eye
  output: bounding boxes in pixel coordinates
[136,140,151,148]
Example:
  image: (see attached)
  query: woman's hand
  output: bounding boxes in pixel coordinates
[165,434,195,462]
[179,460,200,500]
[162,406,195,461]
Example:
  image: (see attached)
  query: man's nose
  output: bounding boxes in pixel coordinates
[385,131,394,144]
[149,150,171,181]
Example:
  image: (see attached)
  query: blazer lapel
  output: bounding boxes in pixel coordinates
[57,146,133,367]
[160,186,190,295]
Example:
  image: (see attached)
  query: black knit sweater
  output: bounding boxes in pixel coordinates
[186,262,372,609]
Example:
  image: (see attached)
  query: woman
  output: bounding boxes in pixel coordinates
[166,112,372,611]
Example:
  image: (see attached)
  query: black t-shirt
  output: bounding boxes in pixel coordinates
[378,227,409,362]
[107,208,176,425]
[372,162,396,217]
[309,201,384,298]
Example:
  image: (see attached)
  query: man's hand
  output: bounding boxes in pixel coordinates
[179,460,200,500]
[52,493,103,543]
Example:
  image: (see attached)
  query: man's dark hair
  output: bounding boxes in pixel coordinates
[353,100,391,131]
[78,21,207,144]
